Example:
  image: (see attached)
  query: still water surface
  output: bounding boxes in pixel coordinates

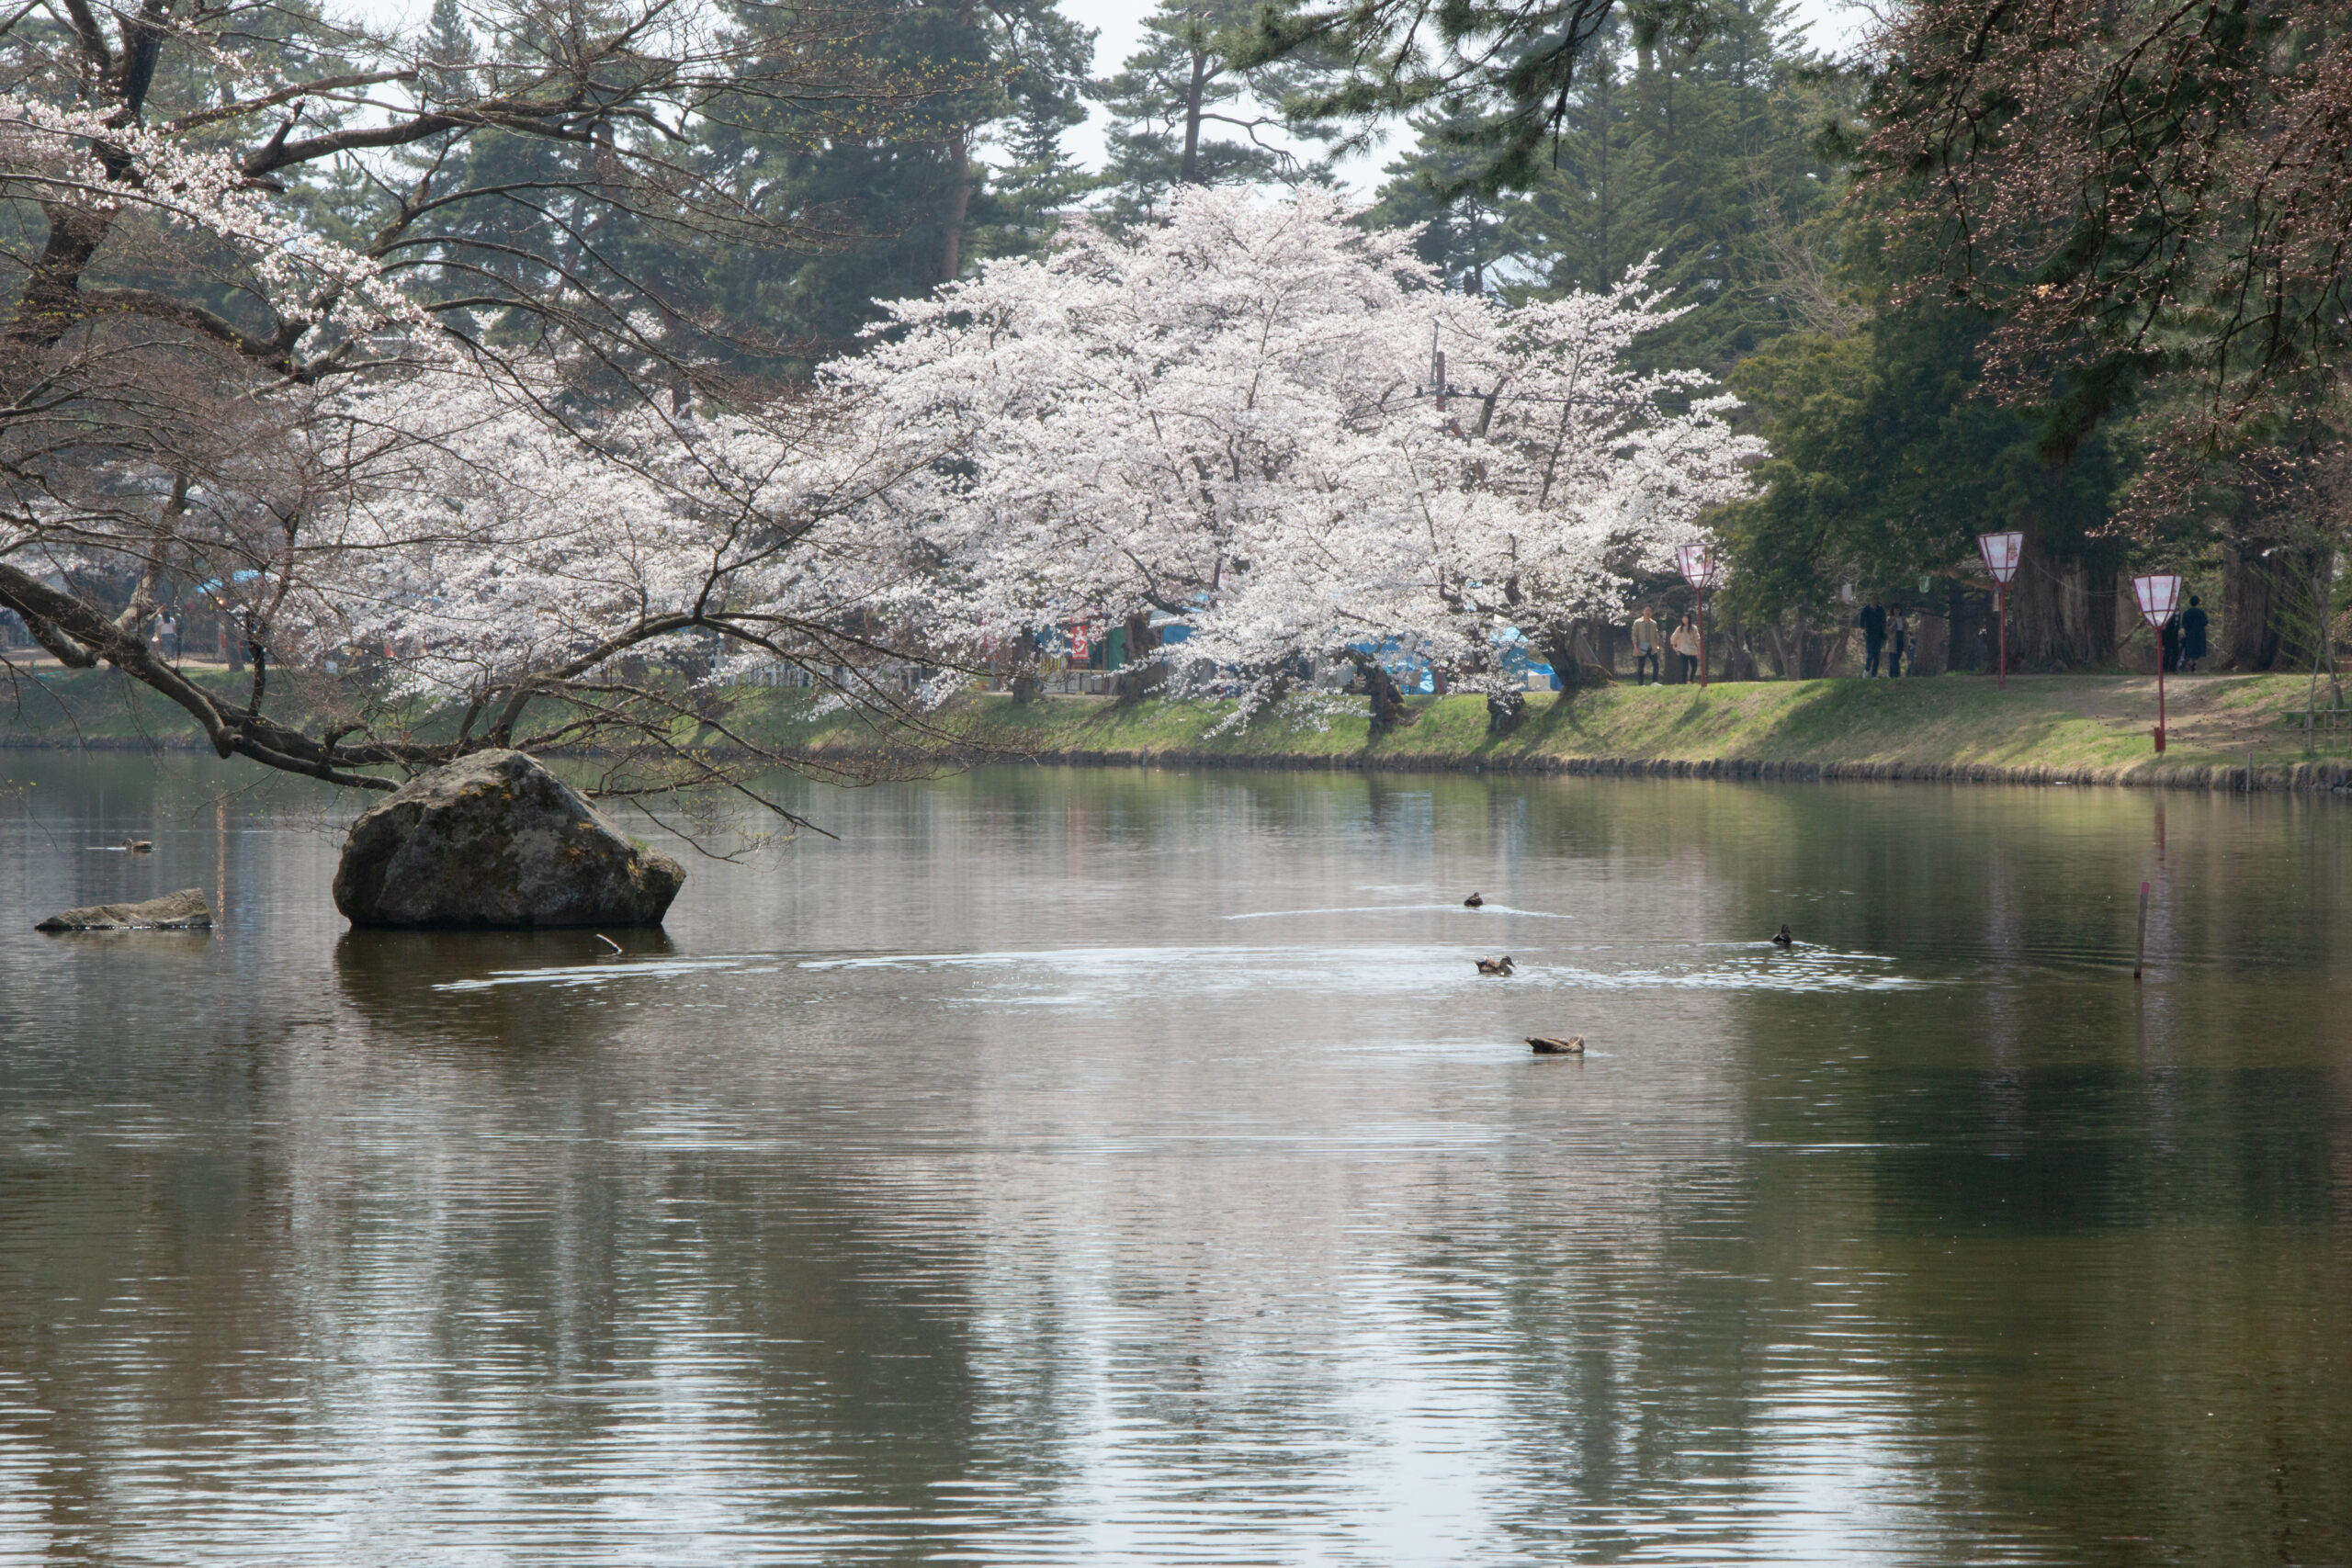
[1,756,2347,1565]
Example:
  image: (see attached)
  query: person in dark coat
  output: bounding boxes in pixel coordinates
[2161,615,2180,672]
[1858,602,1887,677]
[2180,594,2209,671]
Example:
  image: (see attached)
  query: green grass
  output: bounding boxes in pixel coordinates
[745,671,2347,782]
[8,662,2347,785]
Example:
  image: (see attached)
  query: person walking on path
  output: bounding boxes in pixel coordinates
[2180,594,2208,671]
[1858,601,1888,677]
[1631,608,1661,685]
[2160,615,2180,672]
[1670,615,1702,684]
[1887,603,1911,679]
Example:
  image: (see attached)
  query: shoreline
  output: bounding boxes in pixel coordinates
[6,666,2348,795]
[916,746,2352,794]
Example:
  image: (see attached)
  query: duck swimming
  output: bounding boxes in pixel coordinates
[1475,955,1515,976]
[1771,923,1793,946]
[1464,892,1484,908]
[1527,1035,1585,1055]
[122,838,153,853]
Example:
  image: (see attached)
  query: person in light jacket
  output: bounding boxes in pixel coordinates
[1670,615,1702,684]
[1631,608,1661,684]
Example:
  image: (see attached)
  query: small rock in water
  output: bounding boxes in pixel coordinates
[333,750,684,930]
[36,887,213,931]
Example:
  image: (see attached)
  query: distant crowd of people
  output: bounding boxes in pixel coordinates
[1624,591,2211,685]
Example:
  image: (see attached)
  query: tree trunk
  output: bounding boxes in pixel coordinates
[2,205,109,393]
[1542,631,1584,692]
[938,0,978,281]
[1806,622,1850,678]
[1179,47,1209,186]
[2222,540,2284,670]
[1720,610,1759,682]
[1946,579,1978,671]
[1999,540,2120,671]
[1360,659,1408,733]
[1113,612,1164,700]
[2221,518,2324,672]
[1589,618,1620,678]
[941,126,972,281]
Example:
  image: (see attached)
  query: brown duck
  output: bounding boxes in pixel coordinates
[1464,892,1485,908]
[1474,955,1515,976]
[1771,924,1793,947]
[1527,1035,1585,1055]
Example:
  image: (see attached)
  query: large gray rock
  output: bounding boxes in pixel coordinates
[37,887,213,931]
[333,750,684,929]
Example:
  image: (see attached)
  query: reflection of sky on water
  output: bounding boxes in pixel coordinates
[2,757,2347,1565]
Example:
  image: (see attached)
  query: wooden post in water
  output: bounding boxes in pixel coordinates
[2133,881,2150,981]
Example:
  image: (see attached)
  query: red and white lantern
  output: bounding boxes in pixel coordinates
[2133,572,2184,753]
[1977,531,2023,689]
[1675,543,1720,690]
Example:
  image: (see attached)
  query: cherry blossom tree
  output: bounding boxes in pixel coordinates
[0,0,1753,836]
[842,186,1758,720]
[0,0,979,820]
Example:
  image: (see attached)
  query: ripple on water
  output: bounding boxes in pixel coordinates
[6,758,2346,1568]
[430,942,1930,1003]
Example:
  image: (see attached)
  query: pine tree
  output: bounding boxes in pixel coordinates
[1521,0,1849,371]
[420,0,476,101]
[1092,0,1340,223]
[989,66,1092,238]
[1367,0,1849,368]
[1365,108,1527,296]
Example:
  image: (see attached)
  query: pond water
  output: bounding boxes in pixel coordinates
[1,754,2347,1566]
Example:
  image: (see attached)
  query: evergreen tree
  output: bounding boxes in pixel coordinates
[970,8,1096,253]
[1367,0,1850,366]
[1364,107,1528,295]
[1520,0,1849,371]
[1093,0,1340,222]
[988,66,1093,239]
[420,0,477,98]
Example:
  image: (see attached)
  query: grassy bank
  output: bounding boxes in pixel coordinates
[793,673,2349,790]
[6,662,2349,791]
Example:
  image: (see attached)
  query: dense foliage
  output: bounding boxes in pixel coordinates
[5,0,2344,831]
[843,188,1755,710]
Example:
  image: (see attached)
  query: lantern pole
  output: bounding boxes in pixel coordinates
[2157,647,2167,754]
[1676,542,1719,691]
[1703,586,1713,690]
[1977,531,2023,691]
[2132,572,2182,754]
[1996,581,2007,691]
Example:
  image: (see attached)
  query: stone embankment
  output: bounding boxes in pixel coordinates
[972,746,2351,793]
